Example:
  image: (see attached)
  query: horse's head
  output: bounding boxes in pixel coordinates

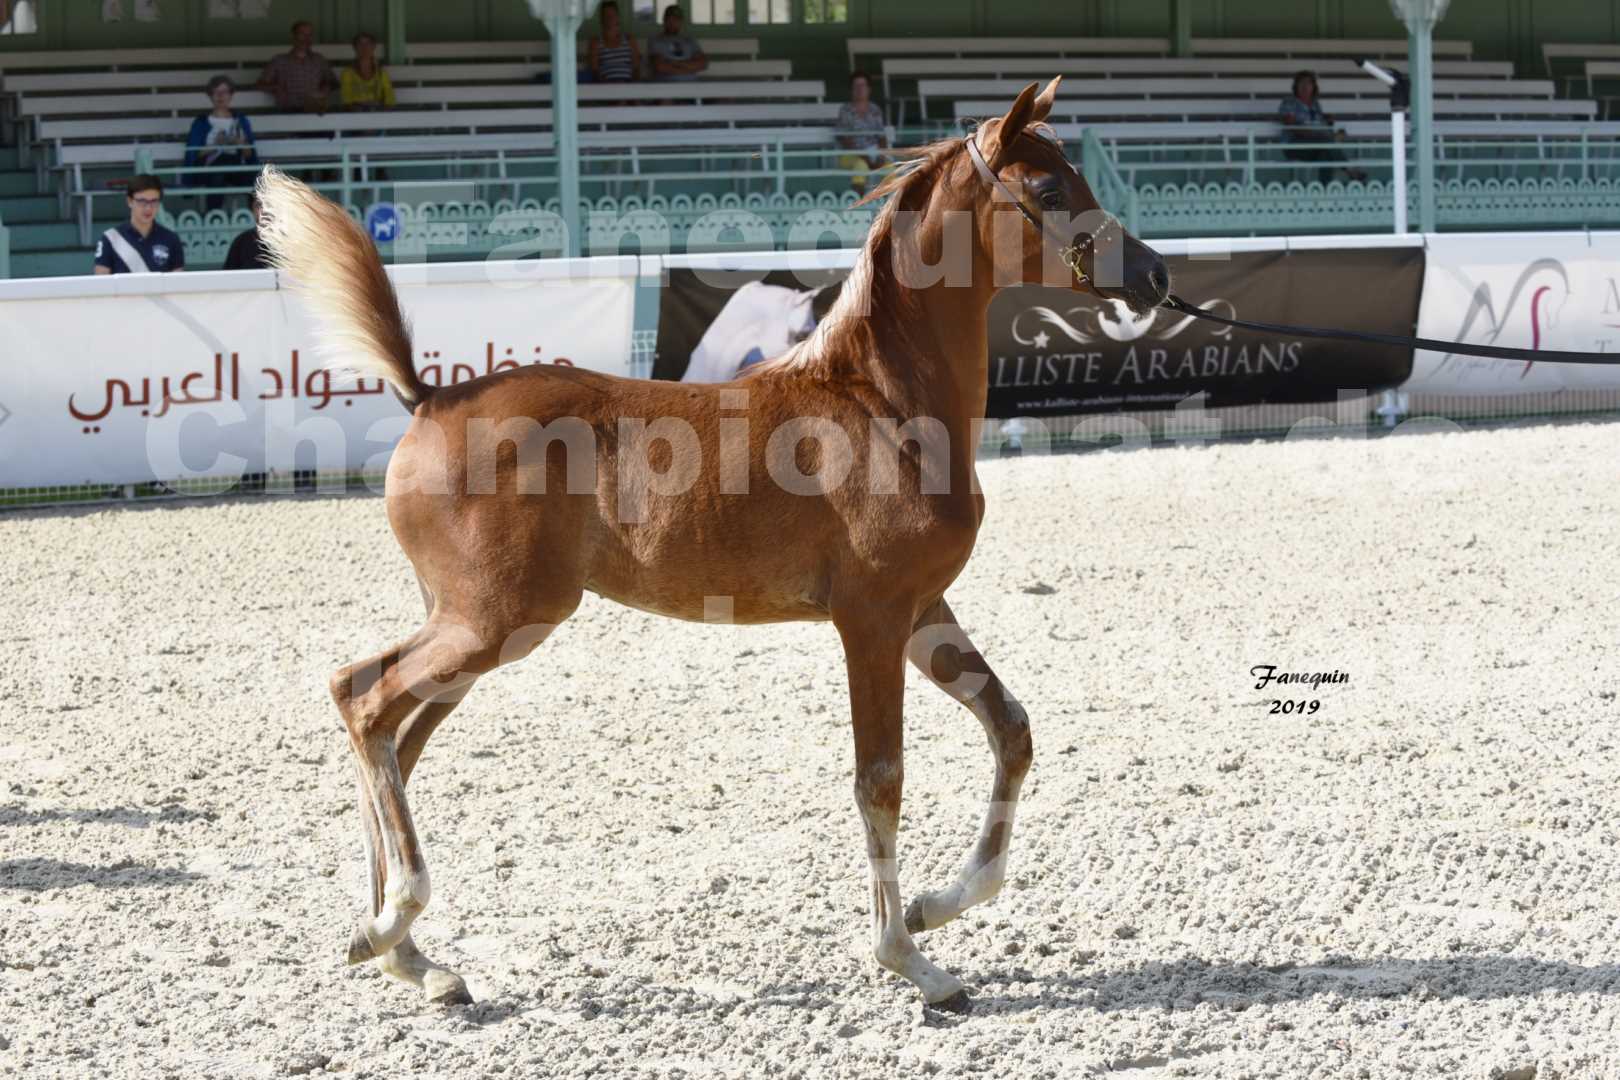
[967,78,1170,315]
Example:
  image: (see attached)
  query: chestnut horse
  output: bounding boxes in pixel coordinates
[258,77,1169,1012]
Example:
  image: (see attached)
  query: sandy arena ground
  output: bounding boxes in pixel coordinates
[5,420,1620,1078]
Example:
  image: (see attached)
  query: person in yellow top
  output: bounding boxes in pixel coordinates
[340,31,395,110]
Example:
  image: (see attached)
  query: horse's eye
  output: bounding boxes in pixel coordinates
[1039,189,1065,211]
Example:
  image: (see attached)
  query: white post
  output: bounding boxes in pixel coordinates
[1391,108,1407,234]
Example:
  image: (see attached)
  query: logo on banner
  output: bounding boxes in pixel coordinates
[366,204,401,243]
[994,294,1310,395]
[1009,296,1237,348]
[1438,258,1571,378]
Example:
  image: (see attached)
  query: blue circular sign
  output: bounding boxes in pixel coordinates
[366,204,401,244]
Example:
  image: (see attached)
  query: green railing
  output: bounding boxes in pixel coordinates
[117,141,917,262]
[1088,133,1620,236]
[66,127,1620,274]
[0,212,9,279]
[1080,128,1140,234]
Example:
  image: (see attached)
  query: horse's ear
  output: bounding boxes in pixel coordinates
[1032,76,1061,123]
[982,80,1041,168]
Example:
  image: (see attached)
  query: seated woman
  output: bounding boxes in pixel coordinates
[184,75,258,212]
[836,71,888,195]
[1278,70,1368,185]
[341,31,395,111]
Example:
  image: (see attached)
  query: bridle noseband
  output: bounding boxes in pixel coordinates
[963,129,1120,287]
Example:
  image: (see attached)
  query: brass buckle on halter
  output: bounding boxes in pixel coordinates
[1058,243,1088,286]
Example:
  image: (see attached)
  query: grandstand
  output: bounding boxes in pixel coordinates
[1,4,1619,276]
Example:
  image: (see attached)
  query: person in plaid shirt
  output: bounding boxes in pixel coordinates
[256,19,337,113]
[1277,70,1367,185]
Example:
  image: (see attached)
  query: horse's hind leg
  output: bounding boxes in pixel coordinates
[337,617,504,969]
[902,597,1032,935]
[835,607,970,1011]
[345,576,480,1001]
[359,694,476,1003]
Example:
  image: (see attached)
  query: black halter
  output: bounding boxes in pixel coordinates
[963,128,1121,287]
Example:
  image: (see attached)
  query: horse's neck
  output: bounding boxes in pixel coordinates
[857,215,996,433]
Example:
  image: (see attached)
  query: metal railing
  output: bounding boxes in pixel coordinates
[1084,130,1620,235]
[37,123,1620,272]
[87,138,926,250]
[1080,128,1140,233]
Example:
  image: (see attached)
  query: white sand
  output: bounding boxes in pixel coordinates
[4,420,1620,1078]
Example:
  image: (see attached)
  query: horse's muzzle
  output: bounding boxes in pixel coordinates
[1115,236,1172,316]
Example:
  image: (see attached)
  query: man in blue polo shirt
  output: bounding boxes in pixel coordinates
[93,175,186,274]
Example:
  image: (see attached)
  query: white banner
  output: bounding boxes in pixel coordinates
[1405,232,1620,396]
[0,259,637,488]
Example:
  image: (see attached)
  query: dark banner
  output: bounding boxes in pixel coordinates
[653,247,1424,416]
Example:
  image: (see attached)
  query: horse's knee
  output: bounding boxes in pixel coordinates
[853,758,903,822]
[855,761,907,841]
[997,698,1033,777]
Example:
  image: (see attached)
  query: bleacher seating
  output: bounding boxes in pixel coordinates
[1,59,791,96]
[1543,42,1620,92]
[0,38,760,72]
[1585,62,1620,118]
[847,37,1168,69]
[884,56,1511,124]
[1189,37,1471,58]
[2,30,1618,276]
[922,76,1558,124]
[27,79,831,174]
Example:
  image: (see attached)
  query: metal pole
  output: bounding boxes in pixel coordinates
[553,23,583,256]
[1408,21,1436,232]
[1170,0,1192,58]
[385,0,408,66]
[533,2,595,257]
[1391,108,1407,233]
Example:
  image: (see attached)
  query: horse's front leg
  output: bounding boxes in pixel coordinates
[903,597,1033,935]
[835,606,972,1012]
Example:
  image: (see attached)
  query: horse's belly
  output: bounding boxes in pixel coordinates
[584,569,830,624]
[581,507,833,625]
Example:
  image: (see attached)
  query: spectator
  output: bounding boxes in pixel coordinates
[1278,70,1368,185]
[184,75,258,212]
[648,4,706,83]
[223,194,271,271]
[94,175,185,275]
[256,19,337,113]
[836,70,888,195]
[340,30,395,110]
[587,1,640,84]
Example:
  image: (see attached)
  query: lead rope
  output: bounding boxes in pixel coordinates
[1162,293,1620,366]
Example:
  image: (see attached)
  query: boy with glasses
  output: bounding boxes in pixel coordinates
[94,175,186,275]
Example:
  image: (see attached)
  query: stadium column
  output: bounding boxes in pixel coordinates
[1170,0,1191,58]
[385,0,408,66]
[531,0,598,258]
[1392,0,1449,233]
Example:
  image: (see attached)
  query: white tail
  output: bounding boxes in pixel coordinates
[255,166,429,406]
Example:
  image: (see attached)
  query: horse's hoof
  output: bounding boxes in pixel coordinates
[429,982,474,1007]
[903,898,928,935]
[346,925,377,966]
[926,989,973,1015]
